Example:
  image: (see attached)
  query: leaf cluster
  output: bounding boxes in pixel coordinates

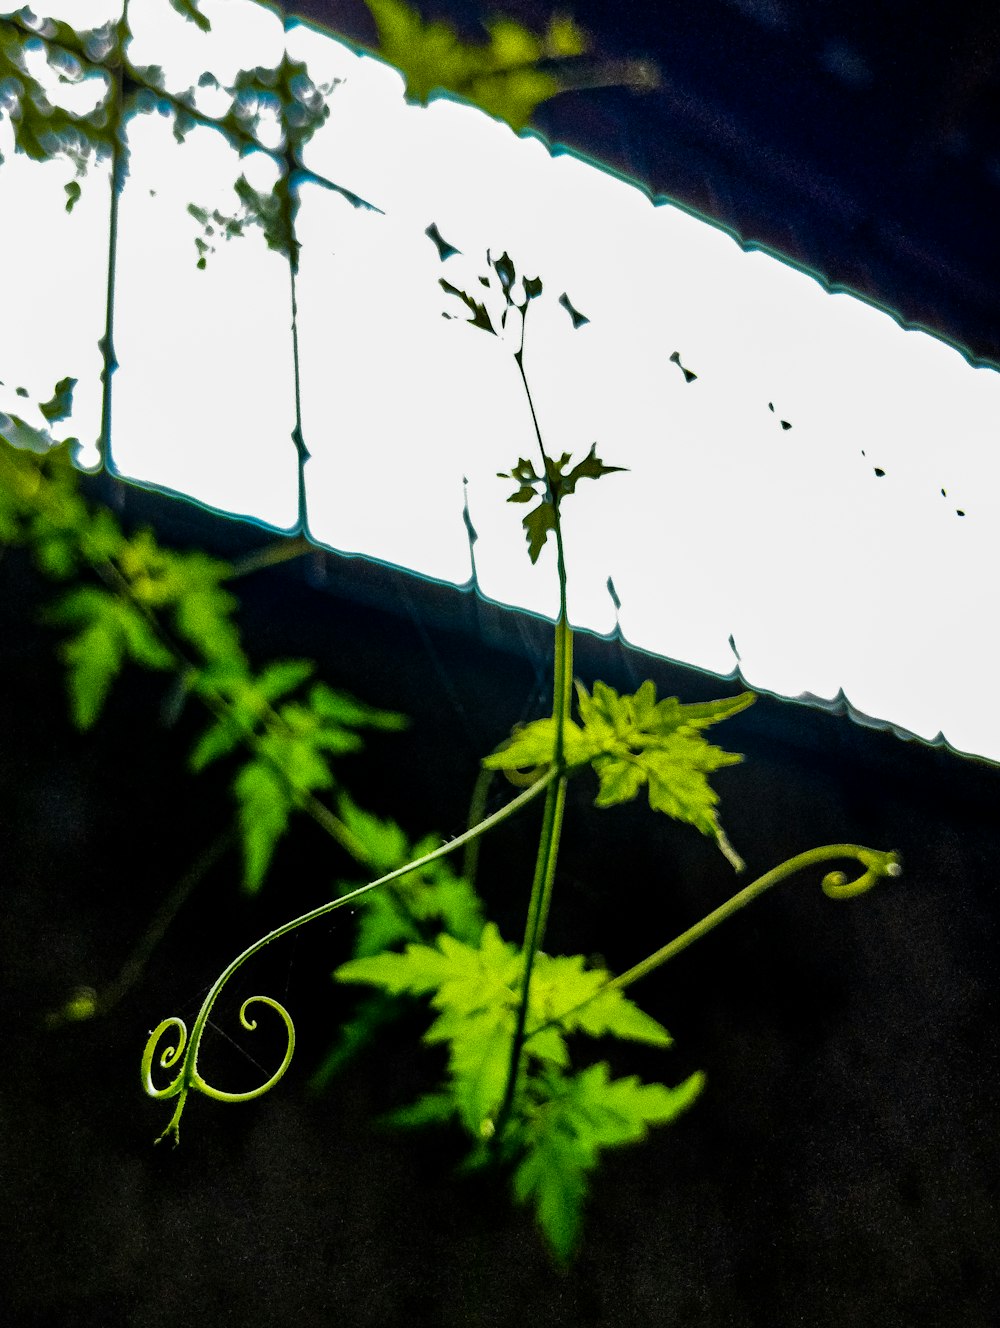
[499,444,626,563]
[311,795,486,1086]
[0,17,118,173]
[191,661,405,891]
[485,680,755,867]
[363,0,586,130]
[1,399,405,894]
[336,922,701,1261]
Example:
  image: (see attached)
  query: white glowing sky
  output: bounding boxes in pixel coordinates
[2,0,999,760]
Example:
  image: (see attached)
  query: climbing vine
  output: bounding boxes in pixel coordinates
[0,1,901,1267]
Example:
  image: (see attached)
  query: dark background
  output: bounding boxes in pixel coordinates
[3,0,1000,1324]
[2,473,999,1326]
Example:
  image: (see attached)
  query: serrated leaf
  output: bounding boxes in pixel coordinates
[189,714,243,772]
[482,715,592,773]
[336,793,411,874]
[308,683,406,731]
[529,952,671,1048]
[46,588,172,728]
[575,680,754,865]
[498,445,624,564]
[439,277,496,334]
[523,500,557,564]
[336,940,455,997]
[514,1062,705,1263]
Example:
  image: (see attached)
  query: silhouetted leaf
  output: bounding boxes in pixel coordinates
[440,277,496,333]
[498,445,624,564]
[558,292,589,328]
[39,377,76,425]
[669,350,697,383]
[168,0,211,33]
[425,222,460,261]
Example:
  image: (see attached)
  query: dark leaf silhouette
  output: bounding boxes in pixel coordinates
[425,222,460,261]
[559,292,589,328]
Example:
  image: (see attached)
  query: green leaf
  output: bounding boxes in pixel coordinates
[308,683,406,731]
[39,377,76,426]
[233,759,289,893]
[332,797,484,975]
[257,659,314,703]
[363,0,583,129]
[482,716,591,774]
[575,680,755,867]
[189,660,310,771]
[382,1091,457,1129]
[529,952,671,1048]
[513,1062,705,1264]
[64,180,81,212]
[337,923,677,1143]
[46,587,172,728]
[498,445,625,564]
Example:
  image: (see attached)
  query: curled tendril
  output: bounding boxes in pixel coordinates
[524,843,904,1046]
[141,1017,188,1100]
[141,995,295,1144]
[821,847,902,900]
[194,997,295,1104]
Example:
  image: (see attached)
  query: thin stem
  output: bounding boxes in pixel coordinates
[462,764,494,887]
[494,313,577,1141]
[288,243,309,535]
[228,533,313,580]
[97,2,127,471]
[524,844,902,1044]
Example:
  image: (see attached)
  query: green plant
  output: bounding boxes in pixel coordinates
[0,3,901,1266]
[134,248,898,1262]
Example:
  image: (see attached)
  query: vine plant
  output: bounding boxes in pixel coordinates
[0,1,902,1265]
[134,248,897,1262]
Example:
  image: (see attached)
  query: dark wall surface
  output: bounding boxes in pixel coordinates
[2,480,999,1327]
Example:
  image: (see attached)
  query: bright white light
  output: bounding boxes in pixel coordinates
[3,3,1000,763]
[110,108,298,528]
[0,92,110,467]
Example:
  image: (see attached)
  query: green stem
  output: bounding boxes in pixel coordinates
[494,323,576,1141]
[97,1,127,471]
[228,533,313,580]
[143,767,559,1144]
[462,764,493,887]
[525,844,902,1045]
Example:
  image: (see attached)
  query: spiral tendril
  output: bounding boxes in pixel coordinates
[193,997,295,1104]
[141,995,295,1143]
[141,769,560,1145]
[822,848,901,899]
[141,1017,188,1100]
